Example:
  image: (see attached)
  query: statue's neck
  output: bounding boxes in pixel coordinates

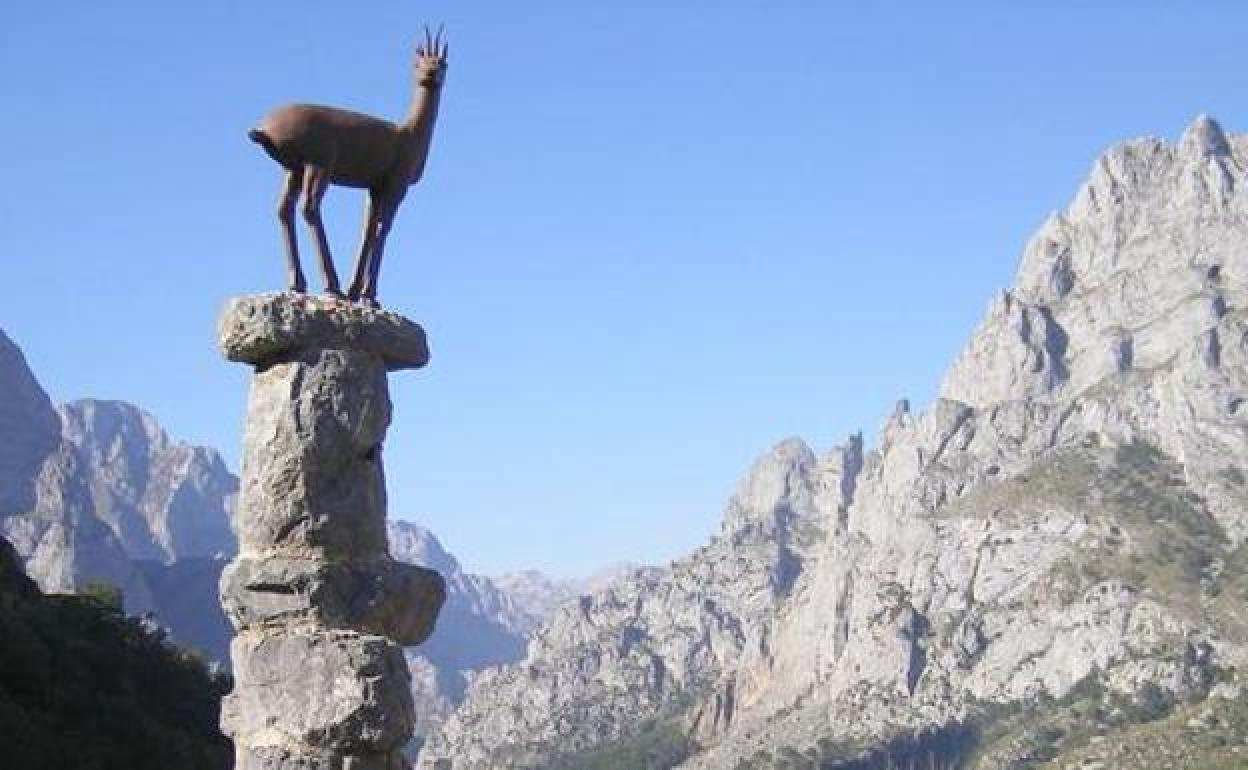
[397,84,443,182]
[401,85,442,137]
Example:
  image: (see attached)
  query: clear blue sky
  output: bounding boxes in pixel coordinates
[2,2,1245,576]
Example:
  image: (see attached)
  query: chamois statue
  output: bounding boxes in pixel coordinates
[248,28,448,306]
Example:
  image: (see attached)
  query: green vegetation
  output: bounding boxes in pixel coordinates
[1026,440,1227,623]
[0,585,232,769]
[78,579,125,612]
[1211,541,1248,642]
[723,667,1240,770]
[964,672,1182,768]
[939,440,1228,622]
[547,717,693,770]
[1029,683,1248,769]
[733,723,978,770]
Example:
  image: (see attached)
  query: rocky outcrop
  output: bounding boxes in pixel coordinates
[59,399,237,563]
[0,329,239,619]
[420,116,1248,768]
[0,334,160,613]
[0,332,60,519]
[217,293,445,770]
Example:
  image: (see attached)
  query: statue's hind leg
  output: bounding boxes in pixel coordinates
[277,167,306,293]
[301,166,343,297]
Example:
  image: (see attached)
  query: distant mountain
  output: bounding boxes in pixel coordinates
[59,399,236,563]
[494,563,641,634]
[0,332,176,614]
[390,520,534,684]
[419,116,1248,770]
[491,569,580,631]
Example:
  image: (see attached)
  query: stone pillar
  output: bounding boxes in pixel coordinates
[216,294,446,770]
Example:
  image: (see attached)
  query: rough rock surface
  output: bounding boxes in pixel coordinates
[0,332,242,615]
[218,294,446,770]
[59,399,237,562]
[419,116,1248,768]
[0,331,60,519]
[0,383,238,619]
[219,293,429,371]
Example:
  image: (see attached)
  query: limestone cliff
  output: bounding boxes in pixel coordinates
[419,116,1248,769]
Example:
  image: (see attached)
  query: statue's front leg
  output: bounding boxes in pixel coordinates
[360,191,405,307]
[278,168,307,293]
[348,192,381,300]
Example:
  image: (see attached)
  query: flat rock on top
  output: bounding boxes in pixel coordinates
[218,294,429,371]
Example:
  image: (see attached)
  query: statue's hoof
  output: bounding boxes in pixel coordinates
[324,288,346,300]
[358,297,380,309]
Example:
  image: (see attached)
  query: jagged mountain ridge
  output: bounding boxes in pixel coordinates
[59,399,237,563]
[419,116,1248,769]
[494,564,644,633]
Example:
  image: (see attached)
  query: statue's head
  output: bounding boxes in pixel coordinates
[416,26,449,88]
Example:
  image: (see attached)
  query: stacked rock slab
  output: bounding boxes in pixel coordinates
[217,293,446,770]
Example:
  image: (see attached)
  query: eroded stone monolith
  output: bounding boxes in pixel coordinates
[217,293,446,770]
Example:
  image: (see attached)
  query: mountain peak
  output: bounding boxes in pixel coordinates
[722,437,818,535]
[60,399,171,459]
[389,519,461,576]
[943,117,1246,410]
[1179,113,1231,158]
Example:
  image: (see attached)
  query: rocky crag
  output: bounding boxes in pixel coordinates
[0,327,238,619]
[419,116,1248,769]
[216,294,447,770]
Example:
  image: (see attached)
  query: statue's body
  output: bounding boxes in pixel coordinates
[249,28,448,306]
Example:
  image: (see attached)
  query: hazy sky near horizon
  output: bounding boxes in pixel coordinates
[2,2,1246,577]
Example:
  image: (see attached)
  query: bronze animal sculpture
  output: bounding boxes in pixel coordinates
[249,28,448,306]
